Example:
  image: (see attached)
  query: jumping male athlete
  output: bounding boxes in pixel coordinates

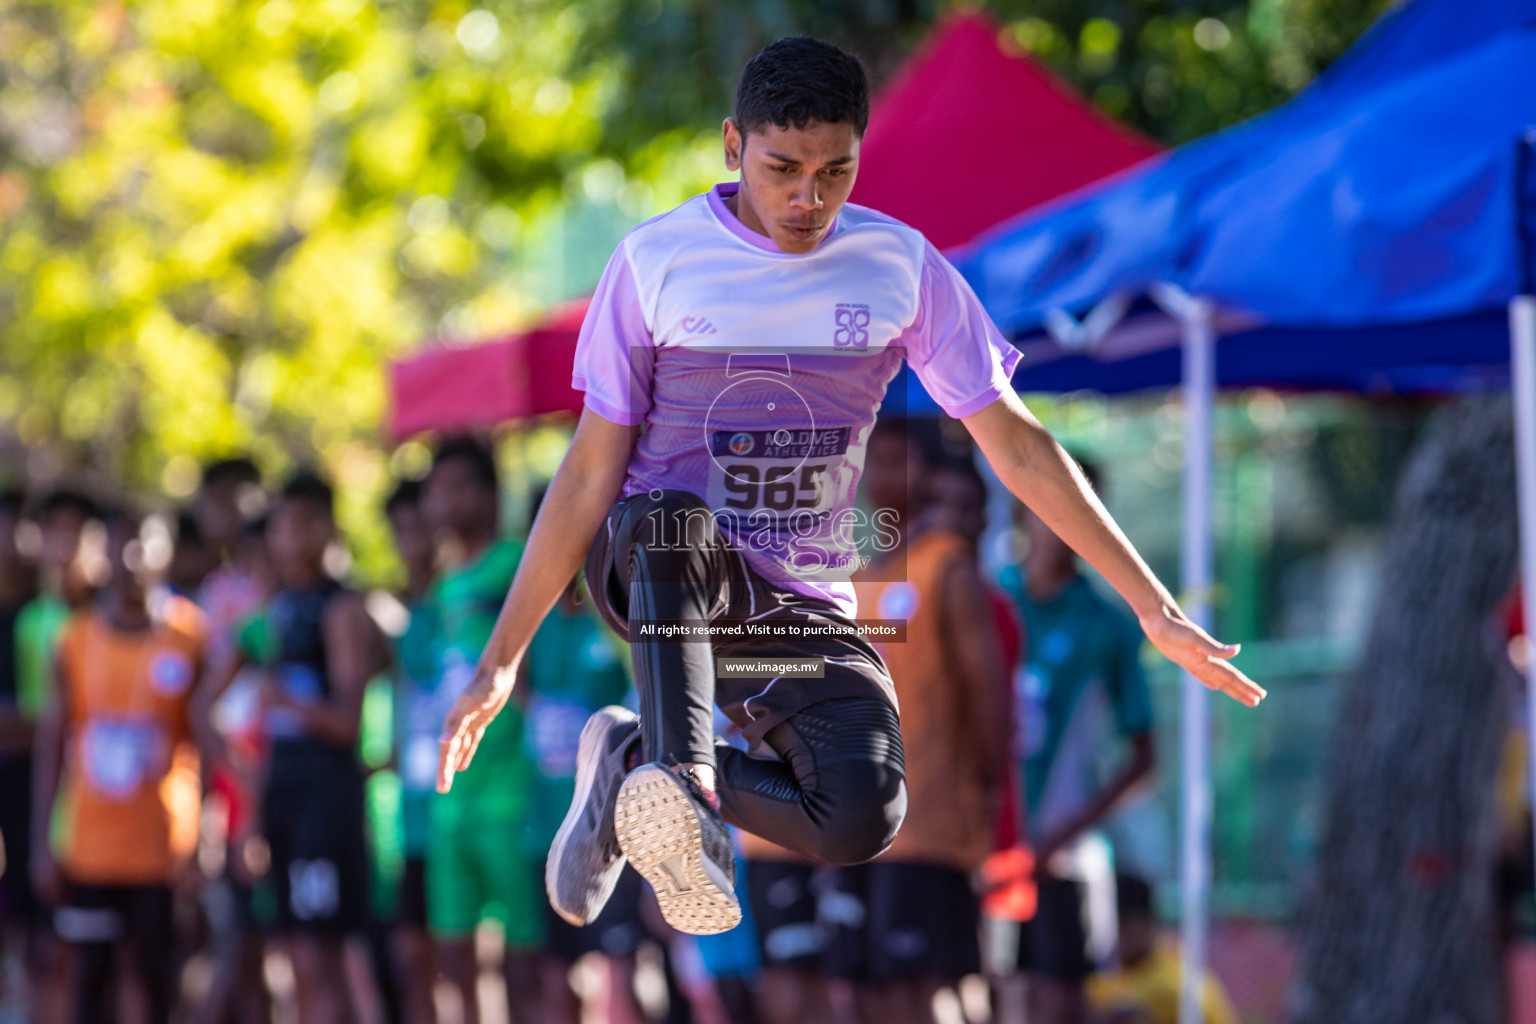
[437,36,1265,937]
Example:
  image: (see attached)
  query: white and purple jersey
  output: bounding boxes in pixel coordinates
[572,182,1022,617]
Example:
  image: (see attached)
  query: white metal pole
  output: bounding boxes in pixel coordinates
[1178,296,1216,1024]
[1511,296,1536,915]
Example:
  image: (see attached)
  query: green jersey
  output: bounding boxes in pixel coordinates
[431,539,531,819]
[522,599,631,849]
[394,599,440,858]
[997,569,1152,838]
[15,593,71,718]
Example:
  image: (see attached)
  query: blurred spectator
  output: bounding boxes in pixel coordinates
[923,460,1037,1024]
[996,461,1156,1024]
[16,490,98,721]
[30,504,205,1024]
[16,488,98,1024]
[522,545,645,1023]
[0,488,40,1014]
[739,825,828,1024]
[383,478,439,1024]
[195,471,377,1024]
[421,438,541,1024]
[194,460,265,570]
[190,462,272,1024]
[165,510,214,601]
[1086,875,1237,1024]
[829,419,1012,1024]
[689,844,765,1024]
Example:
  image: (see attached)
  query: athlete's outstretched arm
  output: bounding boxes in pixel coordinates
[437,408,639,792]
[963,391,1265,707]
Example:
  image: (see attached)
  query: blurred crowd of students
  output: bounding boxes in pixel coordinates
[0,426,1234,1024]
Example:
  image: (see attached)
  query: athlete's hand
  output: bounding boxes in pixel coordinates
[1139,603,1266,707]
[437,663,517,793]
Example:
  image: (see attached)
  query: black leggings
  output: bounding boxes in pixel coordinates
[586,489,907,865]
[715,697,906,865]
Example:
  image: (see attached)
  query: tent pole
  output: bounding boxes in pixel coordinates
[1178,294,1216,1024]
[1512,296,1536,914]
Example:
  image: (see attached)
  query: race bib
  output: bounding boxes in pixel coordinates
[704,426,858,579]
[525,696,592,779]
[81,717,166,801]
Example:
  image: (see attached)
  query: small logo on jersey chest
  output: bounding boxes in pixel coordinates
[833,304,871,348]
[681,315,718,336]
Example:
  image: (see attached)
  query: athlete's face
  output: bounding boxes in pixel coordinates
[196,482,242,554]
[39,507,87,576]
[723,118,859,254]
[268,498,333,585]
[104,518,145,590]
[423,457,497,544]
[387,502,435,590]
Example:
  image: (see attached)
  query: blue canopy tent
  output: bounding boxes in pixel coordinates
[899,1,1536,1018]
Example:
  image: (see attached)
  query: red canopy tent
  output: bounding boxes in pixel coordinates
[387,10,1158,439]
[850,10,1158,251]
[388,299,590,439]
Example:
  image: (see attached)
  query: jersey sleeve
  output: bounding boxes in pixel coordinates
[570,242,655,427]
[903,242,1023,419]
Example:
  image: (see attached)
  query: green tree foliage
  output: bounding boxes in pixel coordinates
[0,0,648,578]
[583,0,1393,148]
[0,0,1392,582]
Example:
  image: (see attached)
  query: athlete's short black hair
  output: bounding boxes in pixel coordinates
[431,436,498,494]
[278,469,334,518]
[735,37,869,138]
[200,457,261,492]
[35,487,97,525]
[385,478,423,517]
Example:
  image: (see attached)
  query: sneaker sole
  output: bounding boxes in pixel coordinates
[546,707,632,926]
[613,764,741,935]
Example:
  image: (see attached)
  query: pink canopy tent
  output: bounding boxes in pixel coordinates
[387,9,1158,439]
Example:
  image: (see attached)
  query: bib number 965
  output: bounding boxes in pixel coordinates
[722,463,826,512]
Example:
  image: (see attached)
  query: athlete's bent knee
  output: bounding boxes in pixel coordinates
[808,768,907,866]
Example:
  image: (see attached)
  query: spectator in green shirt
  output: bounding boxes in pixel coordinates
[421,438,541,1024]
[385,478,441,1024]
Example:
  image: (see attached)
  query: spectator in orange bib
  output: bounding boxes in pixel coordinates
[31,503,206,1024]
